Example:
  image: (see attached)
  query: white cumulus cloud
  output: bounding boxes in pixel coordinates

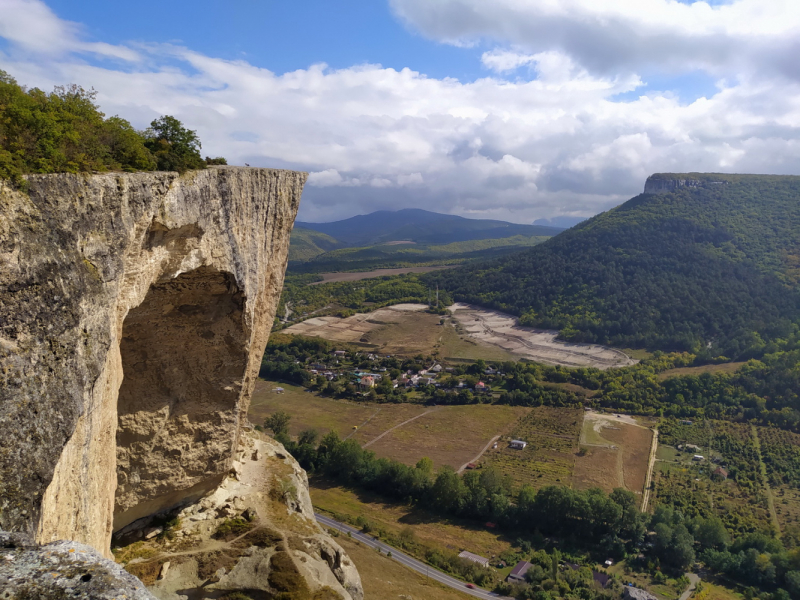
[1,0,800,223]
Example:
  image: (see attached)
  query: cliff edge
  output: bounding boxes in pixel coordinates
[0,167,302,554]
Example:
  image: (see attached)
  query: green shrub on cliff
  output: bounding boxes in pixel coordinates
[0,70,224,185]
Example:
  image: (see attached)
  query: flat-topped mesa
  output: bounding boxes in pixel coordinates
[643,172,731,194]
[0,167,305,555]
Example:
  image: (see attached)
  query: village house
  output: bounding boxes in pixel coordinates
[359,376,375,389]
[509,440,527,450]
[458,551,490,567]
[713,466,729,480]
[430,363,443,373]
[507,561,532,583]
[678,443,702,452]
[475,381,487,391]
[692,454,705,461]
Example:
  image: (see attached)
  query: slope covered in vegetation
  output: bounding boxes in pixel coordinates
[288,227,344,262]
[296,208,563,246]
[430,174,800,358]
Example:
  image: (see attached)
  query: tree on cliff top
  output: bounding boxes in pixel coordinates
[144,115,207,173]
[0,70,226,185]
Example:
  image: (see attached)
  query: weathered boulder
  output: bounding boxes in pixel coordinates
[0,167,305,555]
[0,531,157,599]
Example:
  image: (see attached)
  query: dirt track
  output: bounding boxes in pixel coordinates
[449,304,636,369]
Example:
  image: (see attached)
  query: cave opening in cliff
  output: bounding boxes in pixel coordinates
[114,266,250,531]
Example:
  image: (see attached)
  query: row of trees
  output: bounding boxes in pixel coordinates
[270,422,800,598]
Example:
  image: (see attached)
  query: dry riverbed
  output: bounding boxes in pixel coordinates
[450,303,636,369]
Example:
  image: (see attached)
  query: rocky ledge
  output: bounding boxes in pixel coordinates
[113,431,363,600]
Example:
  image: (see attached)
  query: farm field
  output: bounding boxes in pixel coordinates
[311,480,512,561]
[332,534,471,600]
[438,320,520,363]
[365,404,529,470]
[653,420,773,535]
[284,301,638,366]
[249,379,378,438]
[773,486,800,533]
[480,407,581,490]
[309,266,454,284]
[573,411,655,496]
[250,385,525,470]
[282,303,434,350]
[657,361,747,380]
[349,404,432,445]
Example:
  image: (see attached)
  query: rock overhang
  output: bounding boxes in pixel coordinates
[0,167,305,555]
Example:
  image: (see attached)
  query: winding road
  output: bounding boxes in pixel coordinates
[315,512,511,600]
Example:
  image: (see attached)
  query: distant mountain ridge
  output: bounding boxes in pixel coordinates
[429,173,800,358]
[296,208,563,247]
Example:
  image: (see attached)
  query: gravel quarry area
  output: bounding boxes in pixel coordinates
[449,303,636,369]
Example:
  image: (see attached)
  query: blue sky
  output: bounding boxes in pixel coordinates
[2,0,800,223]
[43,0,485,82]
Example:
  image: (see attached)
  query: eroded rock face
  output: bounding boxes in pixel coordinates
[0,167,305,554]
[138,434,364,600]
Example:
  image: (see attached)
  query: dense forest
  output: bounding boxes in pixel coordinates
[0,70,224,186]
[428,174,800,359]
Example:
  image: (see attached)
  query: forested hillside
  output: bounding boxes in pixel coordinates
[288,227,343,261]
[296,208,562,246]
[430,174,800,358]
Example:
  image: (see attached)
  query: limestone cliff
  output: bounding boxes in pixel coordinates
[643,173,728,194]
[0,167,304,555]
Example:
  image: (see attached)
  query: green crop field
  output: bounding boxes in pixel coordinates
[479,407,582,489]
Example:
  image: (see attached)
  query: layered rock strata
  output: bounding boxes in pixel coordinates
[0,167,304,555]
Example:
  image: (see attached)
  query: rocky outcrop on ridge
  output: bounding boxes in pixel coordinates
[0,167,303,553]
[116,432,363,600]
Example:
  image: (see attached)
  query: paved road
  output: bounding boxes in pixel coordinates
[315,513,510,600]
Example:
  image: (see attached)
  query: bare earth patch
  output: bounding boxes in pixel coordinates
[449,303,636,369]
[575,411,654,496]
[282,303,431,347]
